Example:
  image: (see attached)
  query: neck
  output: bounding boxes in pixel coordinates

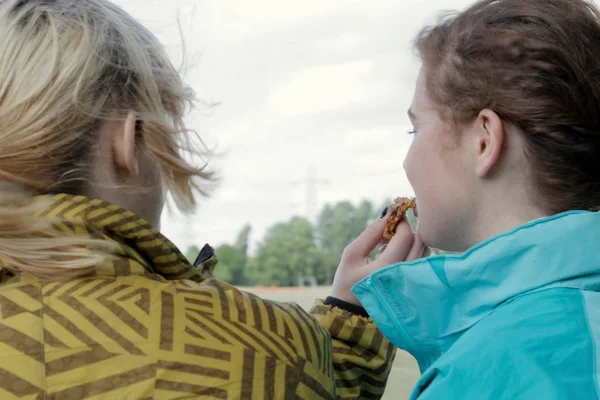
[464,130,550,251]
[465,185,549,252]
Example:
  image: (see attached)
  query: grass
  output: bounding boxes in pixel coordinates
[242,286,420,400]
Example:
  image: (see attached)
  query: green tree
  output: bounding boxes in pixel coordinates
[315,200,377,283]
[229,224,252,284]
[248,217,323,286]
[213,244,246,284]
[235,224,251,254]
[184,224,253,285]
[185,245,200,264]
[353,199,376,236]
[214,224,252,285]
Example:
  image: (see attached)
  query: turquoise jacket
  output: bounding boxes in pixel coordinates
[353,211,600,399]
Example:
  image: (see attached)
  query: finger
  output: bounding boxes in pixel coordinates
[375,235,427,264]
[423,247,432,257]
[405,234,425,261]
[343,216,387,261]
[374,220,414,267]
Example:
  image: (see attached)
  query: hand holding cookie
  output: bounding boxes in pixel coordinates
[330,197,429,306]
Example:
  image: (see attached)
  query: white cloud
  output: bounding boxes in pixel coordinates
[268,60,372,117]
[315,31,368,53]
[343,128,391,151]
[216,0,361,28]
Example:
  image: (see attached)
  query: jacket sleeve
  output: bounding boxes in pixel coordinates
[310,299,397,399]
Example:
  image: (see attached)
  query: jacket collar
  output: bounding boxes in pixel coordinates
[14,194,216,282]
[353,211,600,371]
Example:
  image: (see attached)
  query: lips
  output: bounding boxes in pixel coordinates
[414,203,418,217]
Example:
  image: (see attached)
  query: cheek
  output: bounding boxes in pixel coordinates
[403,142,417,182]
[416,161,473,250]
[403,138,427,192]
[404,140,448,244]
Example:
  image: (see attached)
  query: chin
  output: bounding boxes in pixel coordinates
[416,226,435,250]
[418,224,466,254]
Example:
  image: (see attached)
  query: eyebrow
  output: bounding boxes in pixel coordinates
[407,109,416,121]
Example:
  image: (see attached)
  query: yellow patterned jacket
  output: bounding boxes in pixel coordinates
[0,195,396,399]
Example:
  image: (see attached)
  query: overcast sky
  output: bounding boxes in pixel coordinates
[115,0,475,252]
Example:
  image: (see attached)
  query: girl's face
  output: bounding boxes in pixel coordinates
[403,68,478,252]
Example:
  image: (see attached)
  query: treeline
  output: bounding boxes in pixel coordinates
[185,198,422,287]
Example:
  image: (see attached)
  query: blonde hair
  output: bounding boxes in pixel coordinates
[0,0,214,278]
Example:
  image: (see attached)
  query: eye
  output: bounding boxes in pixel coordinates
[407,128,417,135]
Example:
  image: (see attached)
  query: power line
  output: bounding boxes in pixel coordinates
[291,165,331,223]
[225,167,399,190]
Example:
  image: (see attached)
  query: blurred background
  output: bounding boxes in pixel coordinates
[115,1,474,397]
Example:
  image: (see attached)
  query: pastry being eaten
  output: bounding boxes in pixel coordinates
[383,197,416,240]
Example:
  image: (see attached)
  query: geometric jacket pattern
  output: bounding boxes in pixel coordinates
[0,194,396,399]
